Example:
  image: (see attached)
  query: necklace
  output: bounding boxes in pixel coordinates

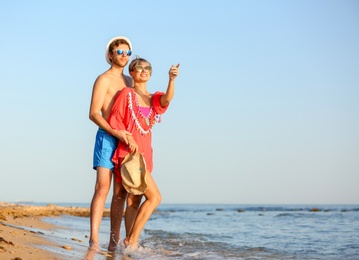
[127,91,155,135]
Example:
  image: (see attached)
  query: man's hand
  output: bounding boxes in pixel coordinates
[113,129,132,144]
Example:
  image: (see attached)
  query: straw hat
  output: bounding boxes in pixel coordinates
[121,153,147,195]
[105,36,132,65]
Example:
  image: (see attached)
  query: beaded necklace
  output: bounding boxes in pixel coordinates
[127,91,156,135]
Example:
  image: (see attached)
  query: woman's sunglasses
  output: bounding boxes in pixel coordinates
[134,65,152,73]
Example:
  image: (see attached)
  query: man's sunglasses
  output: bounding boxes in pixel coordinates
[134,65,152,73]
[115,49,132,56]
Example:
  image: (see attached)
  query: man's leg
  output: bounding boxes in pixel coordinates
[108,178,128,251]
[89,167,112,250]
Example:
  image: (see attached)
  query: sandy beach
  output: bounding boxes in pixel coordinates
[0,202,111,260]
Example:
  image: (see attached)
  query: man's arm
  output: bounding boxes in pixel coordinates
[89,75,130,144]
[89,76,111,131]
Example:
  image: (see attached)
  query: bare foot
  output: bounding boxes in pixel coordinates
[88,241,100,251]
[123,237,138,249]
[108,241,118,252]
[123,237,130,247]
[108,233,120,252]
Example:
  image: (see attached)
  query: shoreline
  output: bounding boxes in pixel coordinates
[0,202,111,260]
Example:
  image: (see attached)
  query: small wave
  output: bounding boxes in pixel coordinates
[140,229,290,259]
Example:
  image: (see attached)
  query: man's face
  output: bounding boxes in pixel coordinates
[111,43,131,67]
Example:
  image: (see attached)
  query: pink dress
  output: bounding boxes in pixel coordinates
[108,87,169,182]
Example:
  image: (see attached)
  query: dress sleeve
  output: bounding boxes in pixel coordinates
[108,88,130,130]
[152,91,169,115]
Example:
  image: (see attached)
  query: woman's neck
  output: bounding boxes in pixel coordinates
[134,83,149,95]
[134,83,151,107]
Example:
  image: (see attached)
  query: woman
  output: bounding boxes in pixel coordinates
[108,57,180,248]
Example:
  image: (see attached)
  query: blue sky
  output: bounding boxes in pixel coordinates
[0,0,358,205]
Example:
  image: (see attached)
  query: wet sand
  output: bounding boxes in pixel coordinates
[0,202,111,260]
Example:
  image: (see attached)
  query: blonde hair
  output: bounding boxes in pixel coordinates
[128,56,152,73]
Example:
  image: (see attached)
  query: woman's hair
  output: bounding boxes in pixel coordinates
[128,56,152,73]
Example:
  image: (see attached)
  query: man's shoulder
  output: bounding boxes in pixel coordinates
[123,74,133,87]
[94,70,111,86]
[97,70,113,80]
[97,71,132,86]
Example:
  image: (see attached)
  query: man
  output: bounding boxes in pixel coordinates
[88,36,140,251]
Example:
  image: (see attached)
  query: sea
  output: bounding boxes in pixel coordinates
[24,203,359,259]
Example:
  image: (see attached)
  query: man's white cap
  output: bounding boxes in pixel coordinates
[105,36,132,65]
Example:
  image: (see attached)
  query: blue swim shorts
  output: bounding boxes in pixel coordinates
[93,129,118,170]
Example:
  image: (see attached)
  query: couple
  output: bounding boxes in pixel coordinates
[88,36,180,251]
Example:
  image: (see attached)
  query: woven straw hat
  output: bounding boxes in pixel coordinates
[121,153,147,195]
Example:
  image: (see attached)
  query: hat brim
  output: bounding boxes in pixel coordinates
[120,153,147,195]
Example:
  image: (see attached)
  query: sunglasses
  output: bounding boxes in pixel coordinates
[134,65,152,73]
[115,49,132,56]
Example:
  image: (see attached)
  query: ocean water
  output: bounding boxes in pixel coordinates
[35,203,359,259]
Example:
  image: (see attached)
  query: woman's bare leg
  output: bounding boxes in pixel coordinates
[124,173,161,248]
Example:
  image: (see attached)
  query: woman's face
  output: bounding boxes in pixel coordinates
[130,61,152,83]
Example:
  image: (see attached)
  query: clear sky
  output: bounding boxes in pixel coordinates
[0,0,358,205]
